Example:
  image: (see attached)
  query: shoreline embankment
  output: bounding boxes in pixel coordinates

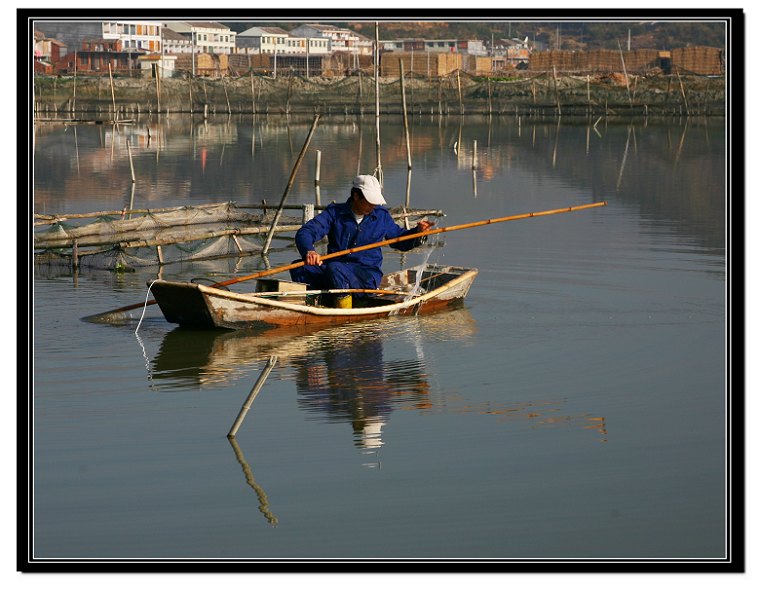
[32,71,725,119]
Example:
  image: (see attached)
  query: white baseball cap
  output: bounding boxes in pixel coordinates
[352,175,386,205]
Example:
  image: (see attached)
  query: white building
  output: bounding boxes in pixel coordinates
[161,27,193,54]
[137,53,178,77]
[290,24,368,55]
[164,21,236,54]
[102,20,163,53]
[237,26,289,54]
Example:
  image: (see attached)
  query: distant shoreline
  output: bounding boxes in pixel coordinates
[32,72,726,118]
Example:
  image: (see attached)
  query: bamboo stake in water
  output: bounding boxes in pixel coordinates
[374,22,383,185]
[617,41,633,110]
[228,356,278,438]
[126,138,136,183]
[72,51,77,115]
[552,65,562,117]
[155,63,161,114]
[400,59,412,170]
[251,68,256,114]
[675,67,690,116]
[262,114,320,254]
[223,78,232,115]
[315,149,321,187]
[456,69,463,115]
[108,63,117,121]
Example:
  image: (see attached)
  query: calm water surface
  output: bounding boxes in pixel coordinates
[32,113,726,560]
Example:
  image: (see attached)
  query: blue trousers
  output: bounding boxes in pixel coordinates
[290,261,380,291]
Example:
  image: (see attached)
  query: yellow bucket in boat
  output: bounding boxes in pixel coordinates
[334,294,352,309]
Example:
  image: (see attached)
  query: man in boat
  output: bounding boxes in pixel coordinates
[290,174,434,307]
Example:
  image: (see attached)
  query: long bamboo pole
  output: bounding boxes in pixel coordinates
[191,202,610,288]
[86,201,607,321]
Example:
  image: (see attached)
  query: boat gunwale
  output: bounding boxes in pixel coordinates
[160,266,478,318]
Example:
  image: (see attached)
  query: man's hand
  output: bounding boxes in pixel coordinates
[305,250,323,266]
[416,219,435,232]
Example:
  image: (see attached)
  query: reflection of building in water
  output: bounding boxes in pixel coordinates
[295,334,431,451]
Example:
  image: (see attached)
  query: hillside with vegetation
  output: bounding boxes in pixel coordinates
[224,20,726,50]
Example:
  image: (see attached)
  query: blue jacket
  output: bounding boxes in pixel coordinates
[295,198,425,276]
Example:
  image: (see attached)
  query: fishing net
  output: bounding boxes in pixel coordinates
[34,202,442,271]
[33,202,301,271]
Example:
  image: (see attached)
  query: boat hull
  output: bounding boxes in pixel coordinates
[151,264,477,330]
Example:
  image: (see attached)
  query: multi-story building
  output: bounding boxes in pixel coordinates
[382,38,487,55]
[236,26,290,54]
[491,37,532,69]
[161,27,193,54]
[34,30,66,62]
[34,30,66,74]
[237,26,331,56]
[102,20,163,53]
[56,38,145,75]
[290,23,369,55]
[164,22,236,54]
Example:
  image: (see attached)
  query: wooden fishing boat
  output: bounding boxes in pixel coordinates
[150,264,478,330]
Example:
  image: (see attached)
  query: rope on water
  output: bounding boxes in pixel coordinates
[135,279,159,334]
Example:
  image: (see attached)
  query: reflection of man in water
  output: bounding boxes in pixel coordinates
[295,336,429,450]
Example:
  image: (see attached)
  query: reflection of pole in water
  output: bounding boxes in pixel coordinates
[674,120,689,167]
[472,168,478,198]
[586,125,590,155]
[552,118,561,168]
[73,126,80,175]
[228,437,279,527]
[616,126,632,191]
[251,119,255,158]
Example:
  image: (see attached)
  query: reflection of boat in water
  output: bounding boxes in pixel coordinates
[150,264,477,330]
[150,306,478,389]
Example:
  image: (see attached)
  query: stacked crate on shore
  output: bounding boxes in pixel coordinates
[671,46,723,75]
[380,51,462,77]
[228,54,252,75]
[530,49,660,73]
[174,53,229,77]
[463,55,493,76]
